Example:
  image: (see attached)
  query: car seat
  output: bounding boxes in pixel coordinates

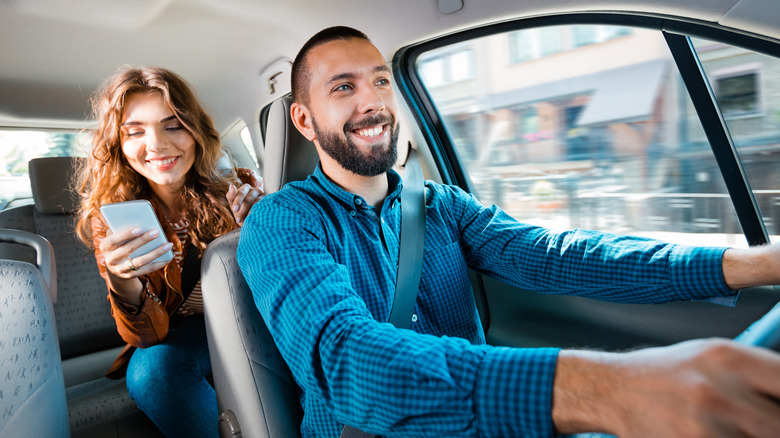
[0,229,68,438]
[0,157,163,437]
[202,95,318,438]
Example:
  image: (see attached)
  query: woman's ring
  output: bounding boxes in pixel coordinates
[127,258,138,271]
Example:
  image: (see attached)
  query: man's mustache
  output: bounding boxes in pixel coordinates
[344,113,395,132]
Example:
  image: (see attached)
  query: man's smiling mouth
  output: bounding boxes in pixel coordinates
[345,113,395,141]
[354,125,384,138]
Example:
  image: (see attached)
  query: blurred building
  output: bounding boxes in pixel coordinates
[418,24,780,239]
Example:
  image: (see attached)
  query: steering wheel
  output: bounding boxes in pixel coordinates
[734,301,780,351]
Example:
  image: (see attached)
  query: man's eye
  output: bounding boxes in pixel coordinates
[333,84,352,92]
[376,78,390,86]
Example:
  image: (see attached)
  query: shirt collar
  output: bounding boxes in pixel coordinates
[311,163,403,210]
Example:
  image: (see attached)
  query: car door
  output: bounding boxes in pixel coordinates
[394,14,780,351]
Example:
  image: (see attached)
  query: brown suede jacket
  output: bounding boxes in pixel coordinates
[93,168,261,378]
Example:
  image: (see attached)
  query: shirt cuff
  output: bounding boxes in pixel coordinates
[701,293,739,307]
[671,245,737,305]
[474,346,559,437]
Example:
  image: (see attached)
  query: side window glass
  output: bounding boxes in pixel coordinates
[417,24,748,247]
[692,38,780,238]
[0,129,88,210]
[220,120,261,175]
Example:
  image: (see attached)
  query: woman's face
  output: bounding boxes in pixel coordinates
[119,92,196,194]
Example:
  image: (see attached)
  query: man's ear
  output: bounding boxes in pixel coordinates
[290,102,316,142]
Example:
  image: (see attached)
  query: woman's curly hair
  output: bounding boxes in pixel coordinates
[75,65,239,251]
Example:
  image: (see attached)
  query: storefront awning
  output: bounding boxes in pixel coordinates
[577,59,667,126]
[437,59,668,127]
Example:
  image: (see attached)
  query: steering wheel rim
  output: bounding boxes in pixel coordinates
[734,301,780,351]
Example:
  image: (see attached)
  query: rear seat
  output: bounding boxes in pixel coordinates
[0,229,68,437]
[0,156,163,437]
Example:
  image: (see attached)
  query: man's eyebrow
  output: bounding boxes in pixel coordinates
[324,65,391,87]
[324,72,356,86]
[375,65,391,74]
[120,115,177,126]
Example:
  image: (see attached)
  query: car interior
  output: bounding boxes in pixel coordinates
[0,229,68,437]
[2,1,780,437]
[201,96,313,438]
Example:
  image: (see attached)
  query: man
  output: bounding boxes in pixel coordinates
[238,26,780,437]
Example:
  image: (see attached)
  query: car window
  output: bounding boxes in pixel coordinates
[220,119,261,175]
[691,37,780,240]
[0,129,88,210]
[416,24,759,248]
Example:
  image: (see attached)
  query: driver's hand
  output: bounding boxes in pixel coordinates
[553,338,780,437]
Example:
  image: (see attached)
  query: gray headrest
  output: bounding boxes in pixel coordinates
[29,156,83,214]
[263,96,319,194]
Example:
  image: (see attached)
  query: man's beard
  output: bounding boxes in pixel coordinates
[313,113,399,177]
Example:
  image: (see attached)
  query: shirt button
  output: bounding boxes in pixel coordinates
[411,314,418,323]
[349,210,357,217]
[355,198,363,205]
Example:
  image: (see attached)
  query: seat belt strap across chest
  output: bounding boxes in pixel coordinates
[340,146,426,438]
[388,146,426,329]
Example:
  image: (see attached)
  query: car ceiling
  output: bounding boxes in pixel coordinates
[0,0,776,135]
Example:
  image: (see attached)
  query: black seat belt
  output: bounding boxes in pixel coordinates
[340,146,426,438]
[388,146,426,329]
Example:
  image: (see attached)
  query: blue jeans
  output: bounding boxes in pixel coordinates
[126,314,217,438]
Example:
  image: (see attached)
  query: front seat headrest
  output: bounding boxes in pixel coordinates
[29,156,84,215]
[263,96,320,194]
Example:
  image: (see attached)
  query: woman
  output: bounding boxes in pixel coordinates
[75,66,263,437]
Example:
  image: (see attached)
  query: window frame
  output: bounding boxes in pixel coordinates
[393,12,780,247]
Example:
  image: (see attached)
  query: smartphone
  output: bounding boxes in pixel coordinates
[100,200,174,264]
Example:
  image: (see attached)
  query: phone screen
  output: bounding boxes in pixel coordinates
[100,200,174,264]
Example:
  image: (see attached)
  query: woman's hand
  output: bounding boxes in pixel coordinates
[227,182,264,225]
[100,227,174,306]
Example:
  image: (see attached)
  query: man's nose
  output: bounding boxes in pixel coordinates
[356,84,386,114]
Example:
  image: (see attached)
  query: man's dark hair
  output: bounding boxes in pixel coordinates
[291,26,371,106]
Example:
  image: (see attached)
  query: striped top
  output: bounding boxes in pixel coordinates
[169,218,203,316]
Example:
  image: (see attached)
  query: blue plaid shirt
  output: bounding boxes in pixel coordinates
[237,164,735,438]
